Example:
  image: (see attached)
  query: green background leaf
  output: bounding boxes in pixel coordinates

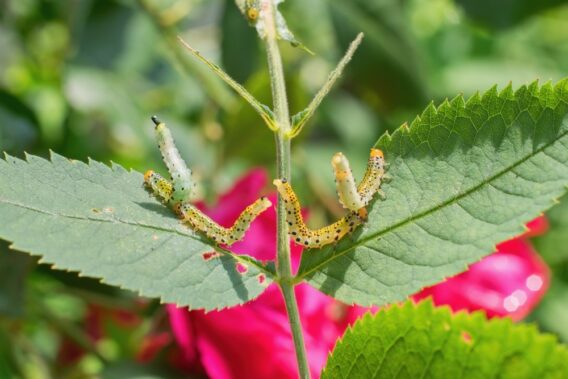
[0,153,272,310]
[299,79,568,306]
[322,300,568,379]
[0,245,31,318]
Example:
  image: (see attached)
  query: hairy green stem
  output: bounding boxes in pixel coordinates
[262,1,311,378]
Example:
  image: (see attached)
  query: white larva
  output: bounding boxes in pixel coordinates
[151,116,194,204]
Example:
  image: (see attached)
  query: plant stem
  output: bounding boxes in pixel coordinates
[262,1,311,378]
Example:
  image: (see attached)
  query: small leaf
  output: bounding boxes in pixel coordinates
[299,79,568,307]
[177,36,277,131]
[0,153,273,310]
[289,33,364,138]
[322,300,568,379]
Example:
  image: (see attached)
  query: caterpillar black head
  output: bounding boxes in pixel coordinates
[151,115,161,127]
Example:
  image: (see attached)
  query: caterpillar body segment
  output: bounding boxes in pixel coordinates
[178,197,272,246]
[144,170,173,204]
[273,179,365,249]
[331,152,365,212]
[151,116,194,204]
[144,170,272,247]
[357,148,386,206]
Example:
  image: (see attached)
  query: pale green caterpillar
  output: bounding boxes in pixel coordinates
[274,148,388,249]
[331,152,365,212]
[332,148,386,213]
[144,116,272,246]
[151,116,194,204]
[144,170,271,246]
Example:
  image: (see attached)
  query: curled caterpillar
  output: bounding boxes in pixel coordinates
[331,148,386,213]
[274,148,387,249]
[144,169,272,247]
[151,116,194,204]
[178,197,272,246]
[273,178,365,249]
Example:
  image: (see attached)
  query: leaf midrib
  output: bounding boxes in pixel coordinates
[0,197,275,277]
[298,128,568,281]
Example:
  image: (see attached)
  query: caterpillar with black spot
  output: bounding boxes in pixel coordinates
[178,195,272,246]
[145,171,271,246]
[357,148,387,205]
[274,148,387,249]
[151,116,194,204]
[273,178,365,249]
[144,116,272,246]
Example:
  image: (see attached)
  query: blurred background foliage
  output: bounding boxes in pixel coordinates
[0,0,567,377]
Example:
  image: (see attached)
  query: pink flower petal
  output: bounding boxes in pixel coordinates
[413,235,550,321]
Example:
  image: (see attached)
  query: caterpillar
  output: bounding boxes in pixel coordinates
[331,148,386,213]
[144,138,272,247]
[178,196,272,246]
[357,148,386,205]
[144,169,173,203]
[274,148,387,249]
[151,116,194,204]
[273,179,365,249]
[331,152,365,212]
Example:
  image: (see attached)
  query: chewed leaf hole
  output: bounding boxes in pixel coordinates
[236,262,248,274]
[257,273,266,284]
[202,251,221,261]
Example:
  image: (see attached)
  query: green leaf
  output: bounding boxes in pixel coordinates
[177,36,277,131]
[328,0,430,110]
[0,153,273,310]
[322,300,568,379]
[299,79,568,306]
[0,245,31,318]
[221,1,260,84]
[456,0,566,30]
[533,194,568,265]
[0,89,39,154]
